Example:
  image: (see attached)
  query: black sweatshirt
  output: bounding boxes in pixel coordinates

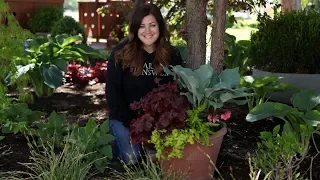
[106,40,183,127]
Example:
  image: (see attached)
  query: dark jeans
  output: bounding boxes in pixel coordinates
[109,120,156,164]
[109,120,141,164]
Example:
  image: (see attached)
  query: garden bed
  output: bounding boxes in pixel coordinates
[1,83,320,179]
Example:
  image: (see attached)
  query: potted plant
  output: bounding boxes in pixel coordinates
[130,64,250,179]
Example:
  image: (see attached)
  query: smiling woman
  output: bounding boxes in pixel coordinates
[137,14,160,53]
[106,3,183,165]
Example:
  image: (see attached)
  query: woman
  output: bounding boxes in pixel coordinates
[106,4,182,164]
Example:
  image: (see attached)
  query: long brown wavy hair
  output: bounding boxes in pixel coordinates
[115,4,171,76]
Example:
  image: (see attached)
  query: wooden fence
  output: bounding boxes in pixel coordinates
[78,0,133,42]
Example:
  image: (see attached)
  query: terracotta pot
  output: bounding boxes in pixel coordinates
[160,122,227,180]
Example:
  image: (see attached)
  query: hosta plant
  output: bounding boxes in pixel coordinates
[246,89,320,179]
[70,119,115,173]
[240,74,297,110]
[130,64,250,159]
[246,88,320,131]
[0,102,44,137]
[34,111,70,148]
[7,34,102,97]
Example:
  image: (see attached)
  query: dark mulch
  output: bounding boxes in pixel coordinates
[1,83,320,179]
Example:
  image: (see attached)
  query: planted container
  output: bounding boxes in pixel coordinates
[160,123,227,180]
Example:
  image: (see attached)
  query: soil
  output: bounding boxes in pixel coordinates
[1,83,320,180]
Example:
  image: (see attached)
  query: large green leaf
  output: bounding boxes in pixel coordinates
[99,120,110,135]
[40,63,63,88]
[206,83,232,94]
[283,120,294,133]
[23,39,40,53]
[170,65,195,90]
[39,43,60,63]
[291,89,320,111]
[54,34,70,46]
[171,65,194,75]
[61,35,83,47]
[85,119,98,135]
[241,74,297,93]
[219,89,250,103]
[98,145,113,158]
[35,36,49,46]
[53,58,67,72]
[252,75,277,88]
[26,111,44,124]
[163,66,175,77]
[304,110,320,126]
[246,102,293,122]
[208,101,223,111]
[97,134,115,146]
[48,111,65,129]
[59,49,84,61]
[39,41,50,50]
[1,125,11,134]
[11,64,35,82]
[47,43,61,57]
[218,67,240,88]
[170,65,205,105]
[194,64,214,93]
[209,71,219,87]
[71,44,102,57]
[241,75,255,84]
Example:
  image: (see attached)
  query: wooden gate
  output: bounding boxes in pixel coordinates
[78,0,133,42]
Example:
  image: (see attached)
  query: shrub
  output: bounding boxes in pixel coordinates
[249,10,320,74]
[28,6,64,33]
[51,16,87,43]
[0,1,34,103]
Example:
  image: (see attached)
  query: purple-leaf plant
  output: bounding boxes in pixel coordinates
[129,80,190,144]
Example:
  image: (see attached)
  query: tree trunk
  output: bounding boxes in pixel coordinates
[185,0,207,70]
[210,0,227,73]
[282,0,302,12]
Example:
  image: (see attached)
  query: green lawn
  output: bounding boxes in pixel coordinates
[225,27,257,41]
